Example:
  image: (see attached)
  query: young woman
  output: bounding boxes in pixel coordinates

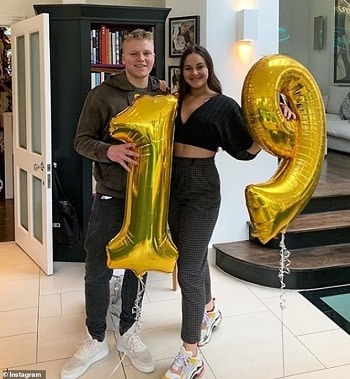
[163,45,295,379]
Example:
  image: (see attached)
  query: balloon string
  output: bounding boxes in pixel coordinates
[109,276,146,378]
[278,232,291,379]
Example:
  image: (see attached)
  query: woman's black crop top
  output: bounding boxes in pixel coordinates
[174,94,256,160]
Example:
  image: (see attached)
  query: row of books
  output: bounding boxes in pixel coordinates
[91,70,122,88]
[90,26,154,65]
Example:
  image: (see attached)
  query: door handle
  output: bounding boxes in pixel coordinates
[34,162,45,171]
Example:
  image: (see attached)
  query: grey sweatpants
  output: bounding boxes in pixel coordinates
[168,156,221,344]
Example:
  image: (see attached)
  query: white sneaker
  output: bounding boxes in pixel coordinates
[60,335,109,379]
[117,322,155,373]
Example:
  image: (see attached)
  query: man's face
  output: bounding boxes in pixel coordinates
[122,39,155,80]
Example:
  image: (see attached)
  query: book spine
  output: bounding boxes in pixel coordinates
[101,25,107,64]
[90,29,96,64]
[115,30,120,64]
[111,31,116,65]
[96,29,100,64]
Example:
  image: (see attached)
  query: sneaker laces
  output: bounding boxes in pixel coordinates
[128,321,146,352]
[170,351,190,373]
[202,311,209,328]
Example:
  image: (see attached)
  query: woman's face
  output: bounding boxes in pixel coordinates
[182,53,209,90]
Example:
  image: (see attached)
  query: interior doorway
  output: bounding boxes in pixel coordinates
[0,18,23,242]
[0,26,12,203]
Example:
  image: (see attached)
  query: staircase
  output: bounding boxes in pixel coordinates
[214,152,350,290]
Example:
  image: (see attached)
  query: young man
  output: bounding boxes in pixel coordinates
[60,29,167,379]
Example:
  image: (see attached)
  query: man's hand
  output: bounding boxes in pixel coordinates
[107,143,140,172]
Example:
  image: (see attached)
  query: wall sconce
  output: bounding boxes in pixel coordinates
[236,9,258,41]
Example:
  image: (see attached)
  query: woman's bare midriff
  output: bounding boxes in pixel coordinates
[174,143,215,158]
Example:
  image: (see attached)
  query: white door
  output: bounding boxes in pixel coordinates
[12,14,53,275]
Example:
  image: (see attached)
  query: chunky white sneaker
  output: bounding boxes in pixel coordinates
[198,307,222,347]
[117,322,155,373]
[60,335,109,379]
[162,345,204,379]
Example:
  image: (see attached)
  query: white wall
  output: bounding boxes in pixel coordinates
[166,0,278,244]
[1,0,58,18]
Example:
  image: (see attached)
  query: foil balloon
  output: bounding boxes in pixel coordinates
[242,54,325,244]
[106,94,179,278]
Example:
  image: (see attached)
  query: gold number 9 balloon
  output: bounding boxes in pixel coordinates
[106,94,179,278]
[242,54,325,244]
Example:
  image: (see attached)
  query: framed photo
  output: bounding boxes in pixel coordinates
[168,66,180,93]
[334,0,350,83]
[169,16,200,57]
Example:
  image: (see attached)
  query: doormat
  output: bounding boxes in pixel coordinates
[300,285,350,335]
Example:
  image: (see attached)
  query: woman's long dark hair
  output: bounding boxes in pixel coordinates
[177,45,222,102]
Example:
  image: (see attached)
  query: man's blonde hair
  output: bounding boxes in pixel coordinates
[122,28,154,49]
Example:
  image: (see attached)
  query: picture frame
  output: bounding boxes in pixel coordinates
[168,65,180,93]
[169,16,200,57]
[334,0,350,83]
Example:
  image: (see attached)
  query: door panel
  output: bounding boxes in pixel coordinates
[12,14,53,275]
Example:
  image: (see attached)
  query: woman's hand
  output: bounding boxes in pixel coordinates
[247,141,261,155]
[159,80,170,94]
[280,103,296,120]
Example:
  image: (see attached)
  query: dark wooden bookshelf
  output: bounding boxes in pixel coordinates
[34,4,171,261]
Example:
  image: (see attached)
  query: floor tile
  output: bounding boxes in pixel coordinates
[0,333,37,369]
[39,293,62,318]
[281,365,350,379]
[0,308,38,337]
[61,290,85,315]
[0,262,40,282]
[0,242,33,266]
[262,292,339,335]
[37,312,86,362]
[39,262,84,295]
[0,278,38,311]
[211,278,268,316]
[141,298,182,330]
[145,277,181,303]
[298,329,350,367]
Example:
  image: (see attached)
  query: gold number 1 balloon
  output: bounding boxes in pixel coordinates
[242,54,325,244]
[106,94,179,278]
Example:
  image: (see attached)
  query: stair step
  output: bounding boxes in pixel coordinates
[214,240,350,290]
[304,181,350,214]
[249,209,350,249]
[313,181,350,198]
[289,209,350,232]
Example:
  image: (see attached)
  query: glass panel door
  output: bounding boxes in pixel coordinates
[12,14,53,275]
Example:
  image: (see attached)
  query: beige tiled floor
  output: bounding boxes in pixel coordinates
[1,241,350,379]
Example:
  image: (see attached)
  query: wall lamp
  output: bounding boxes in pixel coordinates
[236,9,258,42]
